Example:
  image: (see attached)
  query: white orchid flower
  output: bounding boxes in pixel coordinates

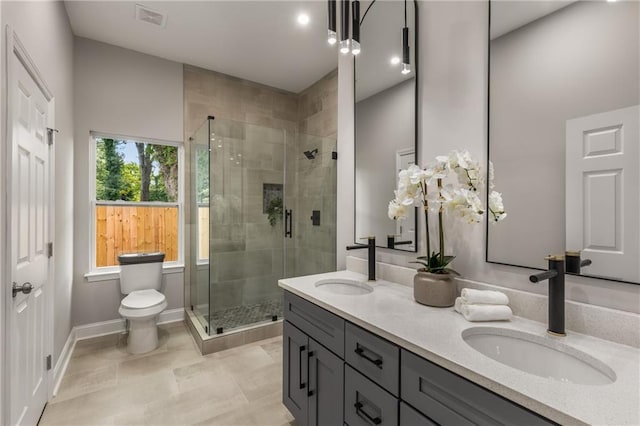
[489,190,507,223]
[388,199,408,220]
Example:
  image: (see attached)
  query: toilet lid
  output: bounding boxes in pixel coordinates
[121,289,166,309]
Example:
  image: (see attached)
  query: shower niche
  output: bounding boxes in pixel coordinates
[188,116,337,349]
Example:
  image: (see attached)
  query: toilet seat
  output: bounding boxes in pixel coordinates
[121,289,166,309]
[119,289,167,320]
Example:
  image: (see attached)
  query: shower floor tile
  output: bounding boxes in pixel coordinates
[207,298,283,333]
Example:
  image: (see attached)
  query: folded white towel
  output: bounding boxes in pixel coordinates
[457,301,512,322]
[454,297,464,313]
[461,288,509,306]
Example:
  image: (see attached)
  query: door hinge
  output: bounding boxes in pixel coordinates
[47,242,53,258]
[46,355,52,371]
[46,128,58,146]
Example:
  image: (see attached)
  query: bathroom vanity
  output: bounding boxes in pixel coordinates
[279,271,640,425]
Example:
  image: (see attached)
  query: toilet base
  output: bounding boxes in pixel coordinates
[127,316,159,354]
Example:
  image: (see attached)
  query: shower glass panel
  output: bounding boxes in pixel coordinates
[189,117,337,336]
[189,120,211,330]
[285,133,337,277]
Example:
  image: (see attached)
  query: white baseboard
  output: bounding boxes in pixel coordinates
[52,328,77,397]
[74,308,185,341]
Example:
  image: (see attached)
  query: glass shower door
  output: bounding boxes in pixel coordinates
[207,119,285,333]
[284,132,338,277]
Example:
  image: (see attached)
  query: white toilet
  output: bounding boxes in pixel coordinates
[118,252,167,354]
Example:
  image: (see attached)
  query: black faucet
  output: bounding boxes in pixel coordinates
[565,251,592,274]
[529,255,566,336]
[346,237,376,281]
[387,235,413,249]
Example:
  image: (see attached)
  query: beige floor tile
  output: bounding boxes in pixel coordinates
[234,361,283,402]
[53,363,118,403]
[41,324,290,426]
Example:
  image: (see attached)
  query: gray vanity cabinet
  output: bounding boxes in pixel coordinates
[401,350,553,426]
[283,321,309,423]
[283,292,345,426]
[283,290,554,426]
[308,339,344,426]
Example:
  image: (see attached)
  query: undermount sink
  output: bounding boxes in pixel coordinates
[462,327,616,385]
[315,278,373,295]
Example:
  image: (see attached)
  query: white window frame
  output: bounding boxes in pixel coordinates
[87,132,184,277]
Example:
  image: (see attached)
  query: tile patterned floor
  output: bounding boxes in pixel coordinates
[39,322,293,426]
[207,299,283,333]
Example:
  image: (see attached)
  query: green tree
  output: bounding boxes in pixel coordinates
[150,145,178,202]
[96,138,125,200]
[136,143,153,201]
[121,162,141,201]
[195,147,209,204]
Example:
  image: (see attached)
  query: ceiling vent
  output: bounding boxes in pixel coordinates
[135,4,167,28]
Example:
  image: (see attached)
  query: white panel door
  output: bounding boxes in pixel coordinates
[8,45,52,426]
[566,105,639,282]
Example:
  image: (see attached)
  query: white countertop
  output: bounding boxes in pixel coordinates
[279,270,640,425]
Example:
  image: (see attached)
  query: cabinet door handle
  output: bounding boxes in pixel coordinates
[307,350,315,396]
[299,345,307,389]
[354,401,382,425]
[355,346,383,368]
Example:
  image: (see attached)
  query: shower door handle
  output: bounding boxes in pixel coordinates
[285,209,293,238]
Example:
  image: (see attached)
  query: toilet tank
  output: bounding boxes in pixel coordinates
[118,253,165,294]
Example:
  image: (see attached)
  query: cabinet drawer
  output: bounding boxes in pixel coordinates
[284,291,345,357]
[401,350,553,426]
[400,402,436,426]
[345,323,400,396]
[345,365,398,426]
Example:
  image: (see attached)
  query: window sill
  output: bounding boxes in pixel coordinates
[84,264,185,283]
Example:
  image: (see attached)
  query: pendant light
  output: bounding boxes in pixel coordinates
[328,0,337,45]
[351,0,361,55]
[340,0,350,54]
[401,0,411,74]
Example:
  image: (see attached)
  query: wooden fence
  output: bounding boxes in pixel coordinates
[96,205,179,267]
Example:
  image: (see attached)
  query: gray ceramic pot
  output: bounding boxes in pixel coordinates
[413,270,457,307]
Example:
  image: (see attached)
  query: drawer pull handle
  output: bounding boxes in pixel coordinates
[355,347,383,368]
[354,401,382,425]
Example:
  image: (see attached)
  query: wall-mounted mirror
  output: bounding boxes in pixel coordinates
[487,0,640,283]
[354,0,418,252]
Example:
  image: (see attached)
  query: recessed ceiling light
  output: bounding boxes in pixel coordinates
[607,0,617,2]
[390,56,401,65]
[297,13,310,26]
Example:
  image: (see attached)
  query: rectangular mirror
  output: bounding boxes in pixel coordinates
[354,0,418,252]
[487,0,640,283]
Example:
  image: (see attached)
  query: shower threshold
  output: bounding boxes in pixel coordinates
[185,298,284,355]
[206,298,283,334]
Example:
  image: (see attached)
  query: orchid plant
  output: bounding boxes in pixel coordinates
[388,150,507,274]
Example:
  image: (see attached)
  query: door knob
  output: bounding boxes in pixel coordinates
[12,282,33,298]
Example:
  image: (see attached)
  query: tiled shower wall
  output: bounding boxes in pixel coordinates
[184,65,337,317]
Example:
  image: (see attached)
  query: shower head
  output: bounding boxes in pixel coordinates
[303,148,318,160]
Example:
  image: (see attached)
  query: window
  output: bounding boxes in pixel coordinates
[91,134,182,270]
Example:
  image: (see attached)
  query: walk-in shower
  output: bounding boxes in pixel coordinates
[187,117,337,344]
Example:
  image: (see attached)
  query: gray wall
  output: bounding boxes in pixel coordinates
[73,38,184,326]
[488,0,640,269]
[0,0,75,368]
[355,79,414,242]
[338,1,640,314]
